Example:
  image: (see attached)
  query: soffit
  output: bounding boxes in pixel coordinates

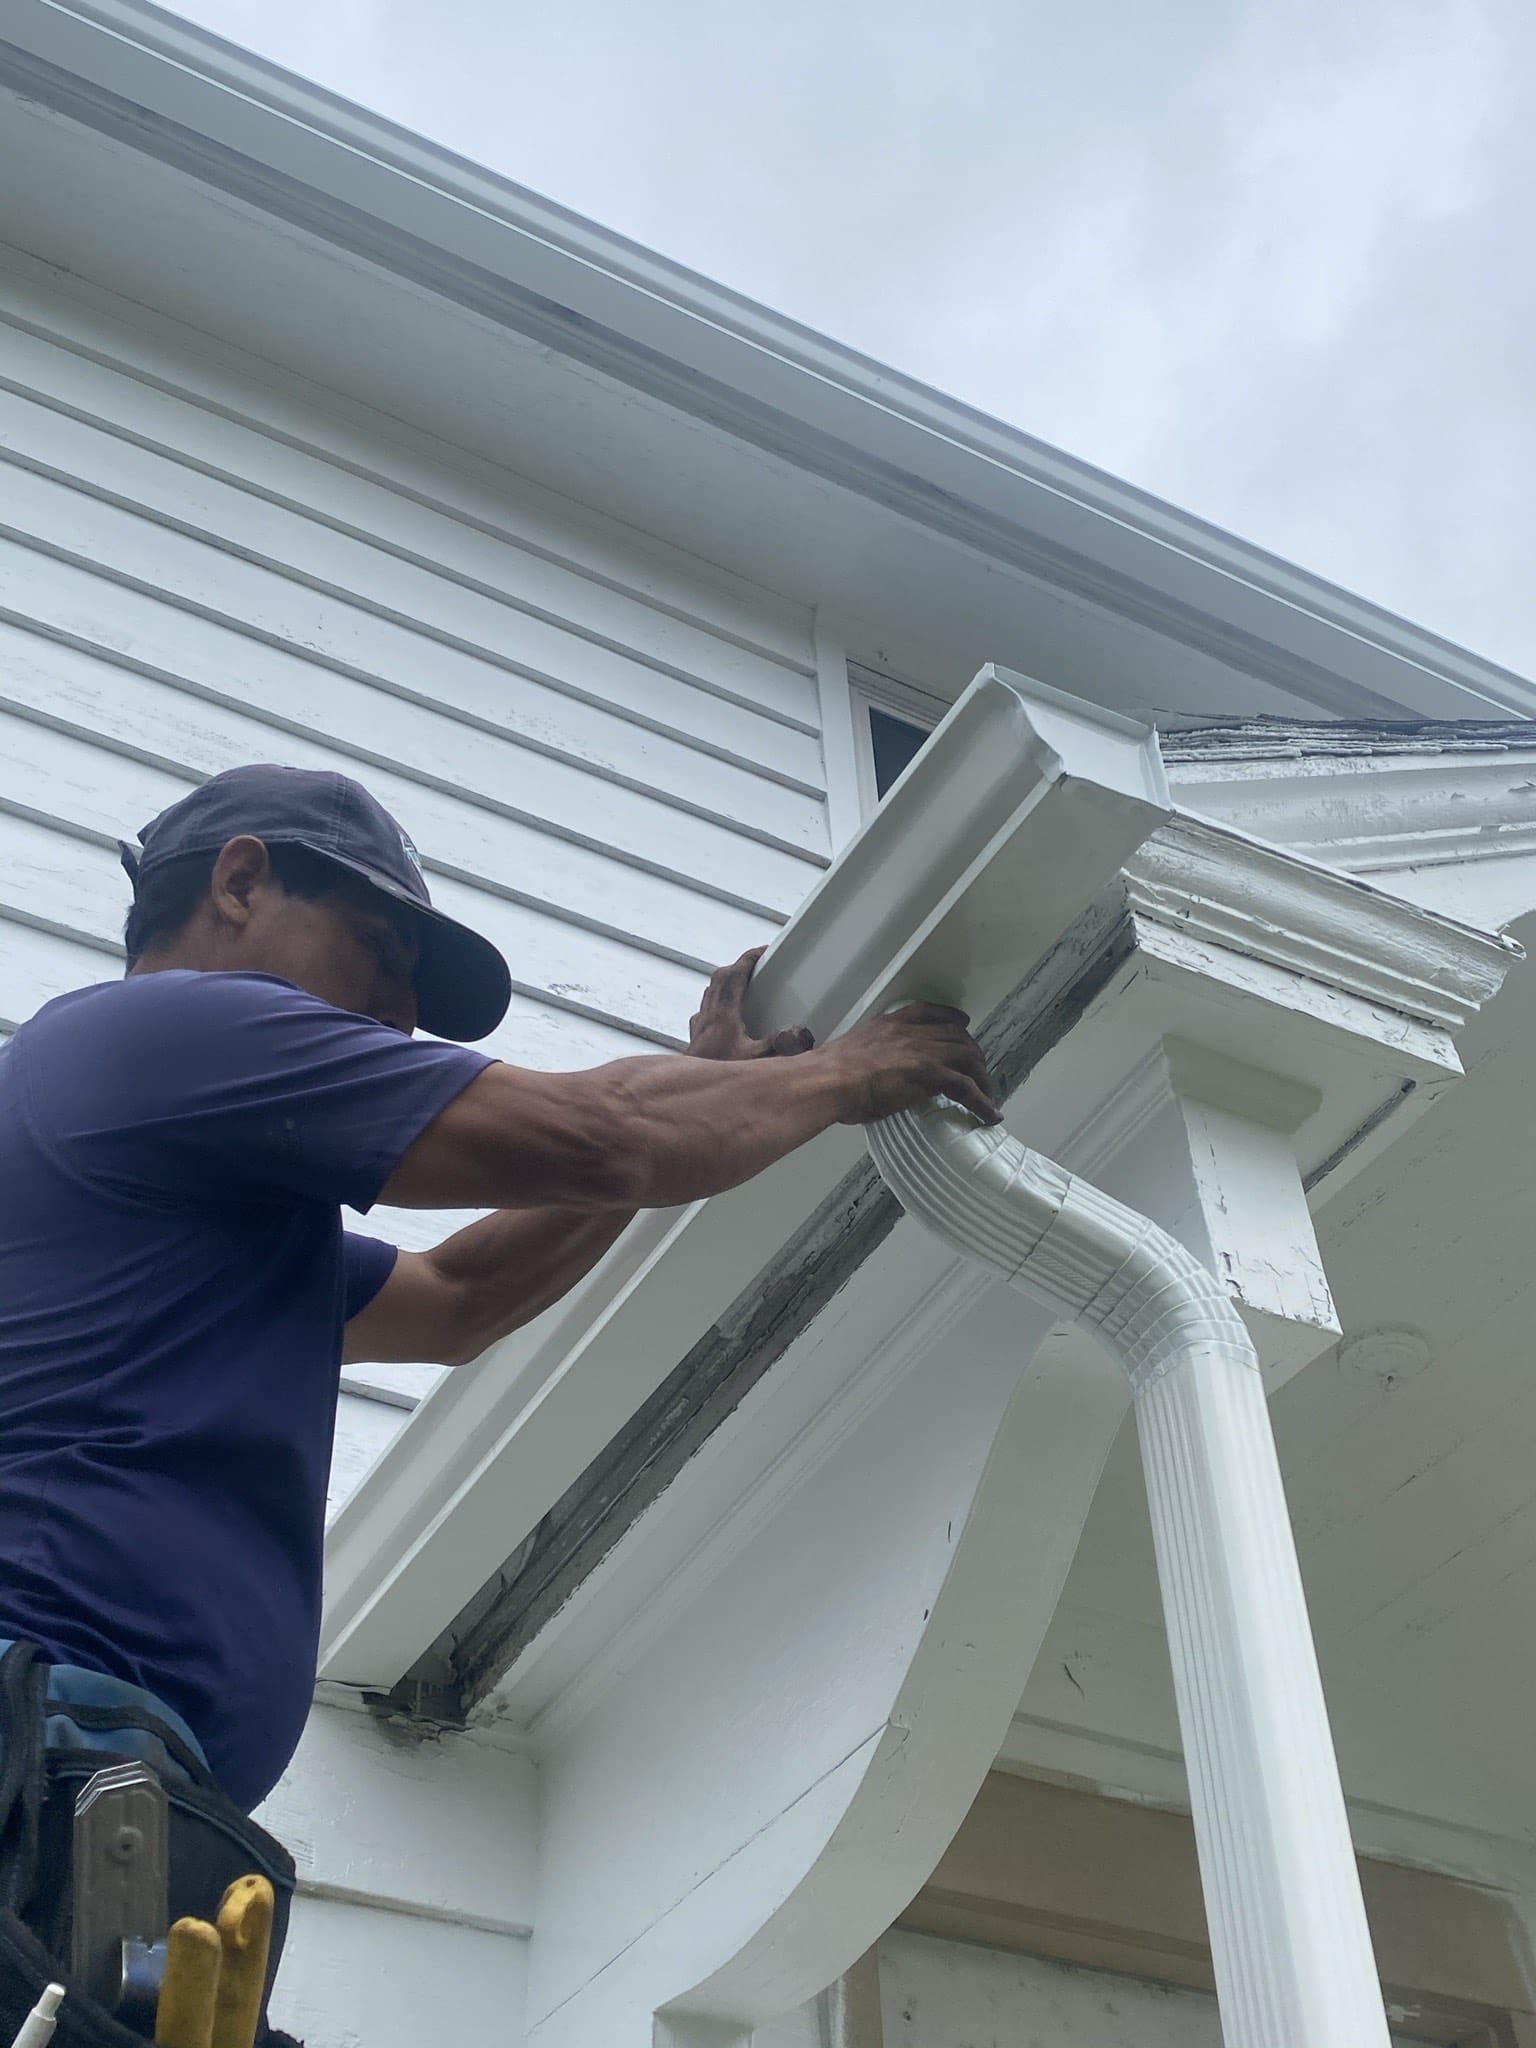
[1,3,1534,725]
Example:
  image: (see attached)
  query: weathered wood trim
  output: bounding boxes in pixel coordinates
[896,1771,1536,2048]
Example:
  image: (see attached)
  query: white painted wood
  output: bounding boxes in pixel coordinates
[255,1701,537,1935]
[0,915,117,1028]
[328,1395,410,1522]
[880,1931,1226,2048]
[0,638,798,957]
[271,1896,527,2048]
[0,254,818,681]
[0,461,829,855]
[0,548,821,915]
[1061,1040,1338,1389]
[812,618,863,853]
[0,380,823,786]
[527,1280,1128,2048]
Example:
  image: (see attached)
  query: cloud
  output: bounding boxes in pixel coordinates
[167,0,1536,673]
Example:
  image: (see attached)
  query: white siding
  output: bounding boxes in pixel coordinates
[0,252,832,1599]
[256,1703,537,2048]
[0,257,828,1049]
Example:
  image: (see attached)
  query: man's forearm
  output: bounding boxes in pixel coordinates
[381,1003,996,1214]
[599,1047,852,1208]
[430,1203,636,1360]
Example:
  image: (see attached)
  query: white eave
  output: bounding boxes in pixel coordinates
[3,0,1536,723]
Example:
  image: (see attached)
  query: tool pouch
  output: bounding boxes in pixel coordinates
[0,1643,302,2045]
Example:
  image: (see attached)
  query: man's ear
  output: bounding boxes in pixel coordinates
[208,835,274,931]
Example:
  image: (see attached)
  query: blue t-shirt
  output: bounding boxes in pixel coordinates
[0,970,490,1809]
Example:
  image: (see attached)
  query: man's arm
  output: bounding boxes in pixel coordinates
[343,1205,632,1367]
[377,1004,995,1213]
[346,953,996,1368]
[345,950,911,1368]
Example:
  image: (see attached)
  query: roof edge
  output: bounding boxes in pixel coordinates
[4,0,1534,721]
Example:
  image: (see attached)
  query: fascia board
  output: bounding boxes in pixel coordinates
[3,2,1535,720]
[319,668,1171,1689]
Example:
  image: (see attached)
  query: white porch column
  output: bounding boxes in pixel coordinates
[869,1081,1390,2048]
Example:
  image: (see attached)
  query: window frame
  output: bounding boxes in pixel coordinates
[846,665,947,818]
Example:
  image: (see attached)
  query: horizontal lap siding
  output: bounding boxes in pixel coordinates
[0,262,829,1059]
[0,258,830,1447]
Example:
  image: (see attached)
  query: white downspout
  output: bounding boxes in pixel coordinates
[867,1103,1389,2048]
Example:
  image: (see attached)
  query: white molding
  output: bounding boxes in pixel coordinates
[1125,815,1517,1032]
[2,0,1534,722]
[526,1297,1129,2047]
[1168,742,1536,874]
[843,667,948,822]
[812,617,862,853]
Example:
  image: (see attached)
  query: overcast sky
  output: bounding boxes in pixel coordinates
[169,0,1535,676]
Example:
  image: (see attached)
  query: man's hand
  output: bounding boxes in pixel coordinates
[688,948,815,1061]
[825,1003,1000,1127]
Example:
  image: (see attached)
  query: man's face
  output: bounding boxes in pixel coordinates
[233,852,422,1033]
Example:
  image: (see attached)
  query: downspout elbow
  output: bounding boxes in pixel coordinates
[866,1103,1254,1390]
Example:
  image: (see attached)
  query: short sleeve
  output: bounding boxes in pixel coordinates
[343,1232,399,1319]
[26,970,493,1214]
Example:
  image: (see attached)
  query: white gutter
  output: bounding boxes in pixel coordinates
[2,0,1535,719]
[869,1104,1390,2048]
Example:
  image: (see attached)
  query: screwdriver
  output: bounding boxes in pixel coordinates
[210,1876,274,2048]
[155,1919,221,2048]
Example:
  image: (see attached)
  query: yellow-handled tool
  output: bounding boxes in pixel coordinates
[209,1876,274,2048]
[154,1918,221,2048]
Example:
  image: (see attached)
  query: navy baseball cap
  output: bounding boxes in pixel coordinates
[119,765,512,1042]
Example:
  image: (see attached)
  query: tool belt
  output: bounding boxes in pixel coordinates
[0,1643,300,2046]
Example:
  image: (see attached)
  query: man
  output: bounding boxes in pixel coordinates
[0,765,997,1814]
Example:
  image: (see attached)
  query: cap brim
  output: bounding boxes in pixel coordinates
[311,850,512,1043]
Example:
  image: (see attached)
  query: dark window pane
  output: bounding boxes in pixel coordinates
[869,707,931,797]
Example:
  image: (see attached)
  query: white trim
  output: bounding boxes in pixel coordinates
[513,1240,991,1749]
[812,618,862,853]
[1168,743,1536,875]
[842,666,948,820]
[1125,816,1517,1032]
[2,0,1533,721]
